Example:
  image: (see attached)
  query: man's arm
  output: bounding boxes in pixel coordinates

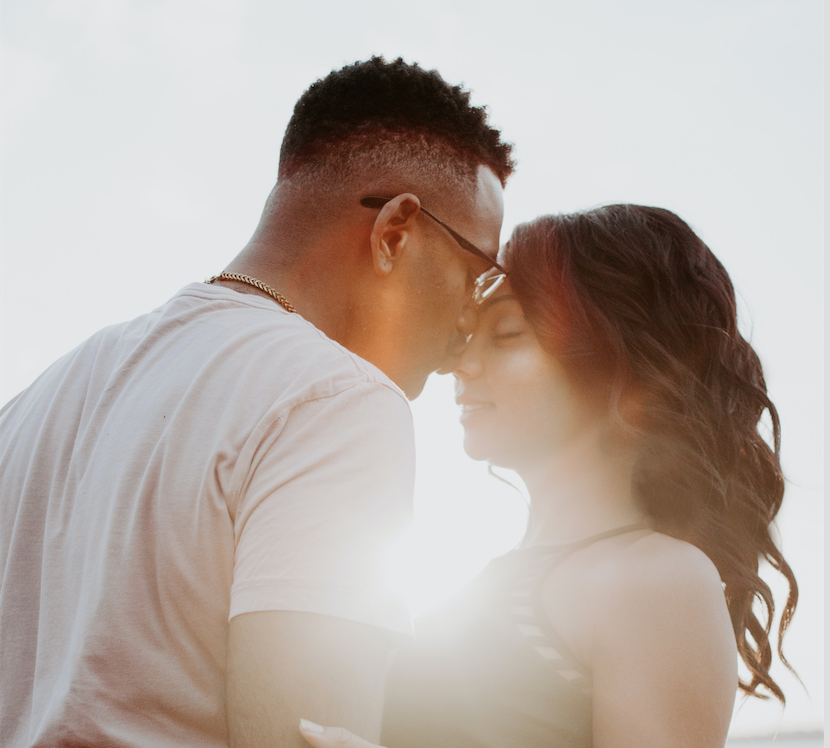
[227,610,392,748]
[226,382,414,747]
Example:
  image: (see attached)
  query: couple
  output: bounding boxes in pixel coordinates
[0,57,796,748]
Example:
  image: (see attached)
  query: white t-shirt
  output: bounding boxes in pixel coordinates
[0,282,415,747]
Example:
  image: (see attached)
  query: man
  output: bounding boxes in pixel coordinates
[0,57,514,747]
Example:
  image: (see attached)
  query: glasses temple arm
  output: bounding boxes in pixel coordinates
[417,206,508,275]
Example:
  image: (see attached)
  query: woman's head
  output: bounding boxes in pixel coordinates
[477,205,796,702]
[502,206,742,400]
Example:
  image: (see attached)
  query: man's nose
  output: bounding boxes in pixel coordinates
[456,304,477,339]
[436,304,477,375]
[436,328,468,375]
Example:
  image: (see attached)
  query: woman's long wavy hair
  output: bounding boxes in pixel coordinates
[503,205,797,702]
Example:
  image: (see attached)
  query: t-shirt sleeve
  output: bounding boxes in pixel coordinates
[228,381,415,640]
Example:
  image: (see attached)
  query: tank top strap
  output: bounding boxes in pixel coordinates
[526,522,648,585]
[516,522,647,563]
[559,522,647,554]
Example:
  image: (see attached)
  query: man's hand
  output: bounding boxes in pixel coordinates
[227,611,391,748]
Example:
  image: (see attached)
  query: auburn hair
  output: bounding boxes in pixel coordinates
[504,205,797,701]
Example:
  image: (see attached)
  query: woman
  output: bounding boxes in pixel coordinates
[300,205,798,748]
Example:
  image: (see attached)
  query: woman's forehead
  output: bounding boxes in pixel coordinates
[481,280,521,310]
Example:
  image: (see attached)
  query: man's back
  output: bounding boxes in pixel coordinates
[0,282,413,747]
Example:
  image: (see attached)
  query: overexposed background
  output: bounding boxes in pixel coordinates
[1,0,823,740]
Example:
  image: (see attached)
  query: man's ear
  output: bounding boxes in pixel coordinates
[369,194,421,276]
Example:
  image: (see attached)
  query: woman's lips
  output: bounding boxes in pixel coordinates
[458,402,495,423]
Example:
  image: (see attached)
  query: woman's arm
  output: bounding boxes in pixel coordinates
[590,538,737,748]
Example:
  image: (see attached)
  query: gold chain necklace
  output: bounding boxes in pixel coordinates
[205,272,296,314]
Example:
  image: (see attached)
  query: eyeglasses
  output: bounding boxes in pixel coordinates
[360,195,509,278]
[473,271,507,304]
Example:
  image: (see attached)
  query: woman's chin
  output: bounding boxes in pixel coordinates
[461,432,492,463]
[461,432,509,465]
[462,435,524,473]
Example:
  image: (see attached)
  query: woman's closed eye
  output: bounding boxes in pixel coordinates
[492,330,523,341]
[490,318,527,340]
[476,296,529,343]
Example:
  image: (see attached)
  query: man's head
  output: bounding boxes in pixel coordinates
[248,57,514,397]
[278,56,513,189]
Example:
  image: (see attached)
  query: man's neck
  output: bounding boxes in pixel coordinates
[220,237,367,347]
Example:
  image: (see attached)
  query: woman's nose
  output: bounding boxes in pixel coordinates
[452,337,483,379]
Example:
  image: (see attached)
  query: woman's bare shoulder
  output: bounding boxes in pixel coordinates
[599,531,723,592]
[541,530,732,665]
[547,531,724,610]
[587,532,727,629]
[586,531,734,656]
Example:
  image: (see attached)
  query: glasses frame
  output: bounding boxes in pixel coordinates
[473,272,507,304]
[360,195,508,276]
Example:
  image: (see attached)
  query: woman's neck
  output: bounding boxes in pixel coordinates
[517,430,644,547]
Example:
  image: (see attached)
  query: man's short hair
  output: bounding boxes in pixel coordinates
[278,57,515,196]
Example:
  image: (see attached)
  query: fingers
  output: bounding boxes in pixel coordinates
[299,719,386,748]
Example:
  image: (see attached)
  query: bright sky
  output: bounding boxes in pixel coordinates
[1,0,823,738]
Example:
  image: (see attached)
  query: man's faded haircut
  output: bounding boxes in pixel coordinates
[278,57,515,197]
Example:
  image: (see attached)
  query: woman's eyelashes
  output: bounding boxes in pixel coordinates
[489,315,527,341]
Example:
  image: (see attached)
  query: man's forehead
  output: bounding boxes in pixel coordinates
[464,165,504,258]
[475,164,505,210]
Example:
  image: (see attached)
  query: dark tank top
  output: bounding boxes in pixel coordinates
[381,524,644,748]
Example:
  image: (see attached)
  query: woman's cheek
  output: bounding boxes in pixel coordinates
[489,345,559,394]
[474,352,551,449]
